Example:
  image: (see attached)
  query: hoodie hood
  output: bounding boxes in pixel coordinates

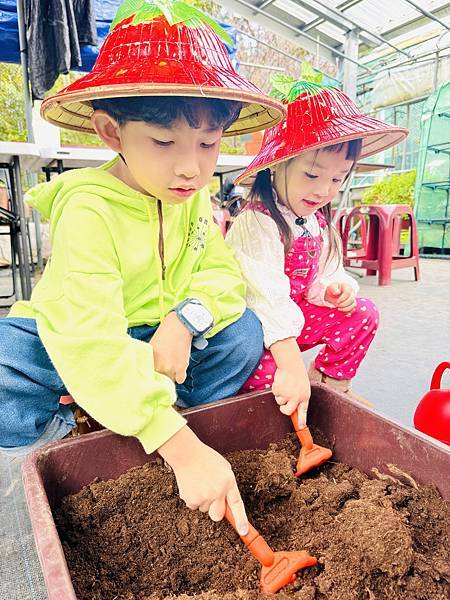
[26,157,151,228]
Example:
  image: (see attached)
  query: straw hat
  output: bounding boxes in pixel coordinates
[40,0,285,137]
[235,79,408,185]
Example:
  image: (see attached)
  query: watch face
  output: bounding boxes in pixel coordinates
[182,303,213,333]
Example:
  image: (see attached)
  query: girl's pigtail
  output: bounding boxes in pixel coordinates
[249,169,293,251]
[320,202,343,270]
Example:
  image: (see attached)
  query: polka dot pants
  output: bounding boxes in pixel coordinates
[241,297,379,392]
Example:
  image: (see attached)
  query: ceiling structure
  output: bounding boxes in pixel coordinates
[220,0,450,95]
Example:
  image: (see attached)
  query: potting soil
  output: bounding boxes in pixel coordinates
[55,435,450,599]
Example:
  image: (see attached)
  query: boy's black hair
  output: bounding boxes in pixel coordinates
[91,96,243,131]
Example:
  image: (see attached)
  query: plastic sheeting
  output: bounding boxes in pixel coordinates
[372,57,450,110]
[0,0,237,72]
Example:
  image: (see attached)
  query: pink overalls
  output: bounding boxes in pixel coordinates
[241,203,379,392]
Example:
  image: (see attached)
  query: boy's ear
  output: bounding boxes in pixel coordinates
[91,110,123,153]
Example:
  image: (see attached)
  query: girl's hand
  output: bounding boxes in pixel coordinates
[272,367,311,427]
[325,282,356,313]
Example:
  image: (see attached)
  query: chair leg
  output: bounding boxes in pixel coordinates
[366,215,379,276]
[378,220,393,286]
[26,221,35,275]
[10,226,17,299]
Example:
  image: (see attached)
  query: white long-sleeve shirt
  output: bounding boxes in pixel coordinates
[226,204,359,348]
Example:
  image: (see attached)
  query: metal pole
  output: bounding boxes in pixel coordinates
[12,158,32,299]
[239,61,285,71]
[16,0,33,138]
[235,26,341,86]
[299,0,411,58]
[236,26,303,65]
[343,28,359,100]
[360,43,450,80]
[434,49,440,92]
[226,0,372,72]
[403,0,450,31]
[434,31,450,91]
[16,0,43,272]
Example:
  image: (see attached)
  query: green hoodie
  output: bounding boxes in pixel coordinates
[10,159,246,453]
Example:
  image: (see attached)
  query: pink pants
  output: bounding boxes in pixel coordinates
[242,297,379,392]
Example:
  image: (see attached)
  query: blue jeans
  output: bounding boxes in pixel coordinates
[0,310,263,456]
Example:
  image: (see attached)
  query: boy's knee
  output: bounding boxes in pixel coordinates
[234,309,264,361]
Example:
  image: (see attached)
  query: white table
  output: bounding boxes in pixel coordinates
[34,146,253,179]
[0,141,41,171]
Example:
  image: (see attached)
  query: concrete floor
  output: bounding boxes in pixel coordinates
[303,257,450,426]
[0,258,449,600]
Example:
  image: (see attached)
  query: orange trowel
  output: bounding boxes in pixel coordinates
[225,505,317,594]
[290,410,332,476]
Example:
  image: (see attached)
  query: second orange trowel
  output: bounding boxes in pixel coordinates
[290,410,332,476]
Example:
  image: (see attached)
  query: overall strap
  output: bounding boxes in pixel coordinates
[243,199,273,219]
[315,209,328,230]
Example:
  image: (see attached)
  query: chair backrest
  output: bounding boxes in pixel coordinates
[342,208,368,259]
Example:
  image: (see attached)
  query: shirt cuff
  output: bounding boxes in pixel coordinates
[262,313,305,348]
[137,406,187,455]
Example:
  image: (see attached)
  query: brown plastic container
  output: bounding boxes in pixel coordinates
[22,385,450,600]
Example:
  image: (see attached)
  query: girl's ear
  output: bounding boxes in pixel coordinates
[91,110,123,153]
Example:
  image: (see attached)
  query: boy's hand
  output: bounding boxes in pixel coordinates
[325,282,356,313]
[272,367,311,428]
[158,426,249,535]
[150,311,192,383]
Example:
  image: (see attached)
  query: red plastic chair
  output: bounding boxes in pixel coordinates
[342,204,420,286]
[340,209,368,261]
[333,206,353,238]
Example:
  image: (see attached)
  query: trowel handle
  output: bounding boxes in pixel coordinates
[290,412,314,451]
[224,505,275,567]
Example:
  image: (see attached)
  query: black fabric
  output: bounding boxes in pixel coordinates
[73,0,97,44]
[25,0,97,99]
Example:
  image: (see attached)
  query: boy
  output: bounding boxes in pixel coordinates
[0,0,285,533]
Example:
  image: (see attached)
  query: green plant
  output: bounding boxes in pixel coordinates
[219,139,244,154]
[270,64,324,101]
[361,169,416,208]
[0,63,26,141]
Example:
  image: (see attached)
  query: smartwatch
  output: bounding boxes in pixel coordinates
[174,298,214,349]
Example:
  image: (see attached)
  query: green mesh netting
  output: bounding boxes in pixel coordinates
[414,82,450,254]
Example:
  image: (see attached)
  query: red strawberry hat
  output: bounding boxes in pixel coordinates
[236,79,408,184]
[41,0,285,137]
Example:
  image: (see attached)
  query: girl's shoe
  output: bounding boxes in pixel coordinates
[307,363,374,408]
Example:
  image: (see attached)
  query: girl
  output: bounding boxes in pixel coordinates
[226,80,408,426]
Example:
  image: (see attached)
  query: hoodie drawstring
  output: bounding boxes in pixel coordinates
[157,199,166,281]
[146,199,166,322]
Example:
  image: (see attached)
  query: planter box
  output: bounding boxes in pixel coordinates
[22,385,450,600]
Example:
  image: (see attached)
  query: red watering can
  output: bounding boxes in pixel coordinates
[414,362,450,445]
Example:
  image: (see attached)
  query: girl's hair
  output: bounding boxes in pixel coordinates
[249,139,363,268]
[91,96,243,131]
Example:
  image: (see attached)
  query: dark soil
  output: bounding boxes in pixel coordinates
[55,435,450,599]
